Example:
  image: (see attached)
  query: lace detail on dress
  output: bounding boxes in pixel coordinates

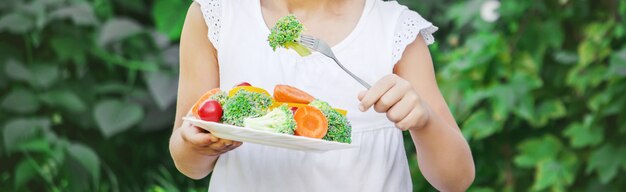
[196,0,222,47]
[392,10,438,64]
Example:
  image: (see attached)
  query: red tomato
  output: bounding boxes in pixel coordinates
[290,107,298,114]
[198,100,223,122]
[236,82,251,87]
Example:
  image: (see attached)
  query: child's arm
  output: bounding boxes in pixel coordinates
[358,36,475,191]
[169,2,241,180]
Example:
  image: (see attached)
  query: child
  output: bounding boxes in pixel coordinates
[169,0,475,191]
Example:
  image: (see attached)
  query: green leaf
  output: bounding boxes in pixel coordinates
[49,2,98,26]
[609,48,626,76]
[15,138,51,154]
[5,62,59,88]
[490,86,515,122]
[553,51,578,65]
[98,18,143,47]
[67,143,100,182]
[586,145,626,183]
[124,60,159,71]
[0,12,34,33]
[467,187,495,192]
[1,88,39,114]
[566,65,608,93]
[14,158,38,189]
[93,100,144,137]
[462,89,490,111]
[514,96,534,123]
[50,36,88,64]
[588,91,612,112]
[143,71,178,110]
[461,109,501,140]
[94,82,133,94]
[40,90,87,113]
[29,64,59,88]
[446,0,481,28]
[152,0,188,40]
[514,135,562,168]
[577,41,596,67]
[576,22,613,68]
[2,118,51,153]
[532,152,578,191]
[545,20,564,49]
[510,70,543,93]
[563,116,603,148]
[4,59,32,82]
[534,100,566,127]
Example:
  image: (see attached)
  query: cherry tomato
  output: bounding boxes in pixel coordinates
[198,100,223,122]
[290,107,298,114]
[236,82,251,87]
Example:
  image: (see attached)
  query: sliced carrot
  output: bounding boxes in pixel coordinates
[274,84,315,104]
[270,102,348,116]
[294,106,328,139]
[228,86,270,97]
[192,88,221,118]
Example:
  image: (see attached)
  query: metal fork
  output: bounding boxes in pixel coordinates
[299,34,371,89]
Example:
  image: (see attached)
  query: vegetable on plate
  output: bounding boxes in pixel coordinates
[244,104,296,134]
[190,83,352,143]
[309,100,352,143]
[197,100,222,122]
[221,89,273,126]
[294,106,328,139]
[274,84,315,104]
[192,88,222,118]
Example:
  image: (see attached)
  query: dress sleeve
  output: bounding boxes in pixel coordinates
[194,0,223,48]
[391,10,438,64]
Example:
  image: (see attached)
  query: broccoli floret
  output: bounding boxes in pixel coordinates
[221,90,273,126]
[243,105,296,134]
[309,100,352,143]
[208,91,228,105]
[267,15,311,57]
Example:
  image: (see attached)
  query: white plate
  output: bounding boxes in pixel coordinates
[183,117,357,152]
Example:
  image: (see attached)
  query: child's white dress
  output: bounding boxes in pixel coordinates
[194,0,437,191]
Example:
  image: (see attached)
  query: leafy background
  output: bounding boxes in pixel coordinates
[0,0,625,191]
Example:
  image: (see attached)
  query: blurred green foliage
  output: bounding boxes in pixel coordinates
[0,0,625,191]
[0,0,200,191]
[401,0,626,191]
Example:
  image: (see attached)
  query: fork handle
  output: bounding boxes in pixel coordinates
[330,57,371,89]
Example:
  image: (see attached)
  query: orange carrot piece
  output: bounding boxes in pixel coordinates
[294,106,328,139]
[274,84,315,104]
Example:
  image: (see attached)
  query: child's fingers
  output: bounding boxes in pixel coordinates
[181,125,214,147]
[221,139,233,147]
[195,140,242,156]
[386,94,415,123]
[373,82,408,113]
[208,139,234,151]
[395,107,419,130]
[395,104,428,131]
[359,75,397,111]
[207,132,219,143]
[222,141,243,152]
[358,91,366,100]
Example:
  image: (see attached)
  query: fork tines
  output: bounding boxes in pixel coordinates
[299,35,316,47]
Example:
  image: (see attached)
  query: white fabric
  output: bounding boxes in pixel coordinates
[197,0,222,46]
[193,0,437,191]
[392,10,438,64]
